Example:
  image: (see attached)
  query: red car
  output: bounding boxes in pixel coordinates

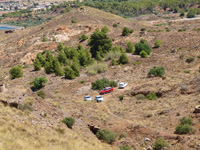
[100,87,113,94]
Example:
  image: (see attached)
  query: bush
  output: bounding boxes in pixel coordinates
[62,117,75,129]
[53,59,64,76]
[30,76,47,90]
[118,53,129,64]
[105,50,121,61]
[96,51,103,62]
[135,94,145,100]
[126,41,135,53]
[148,67,165,77]
[154,39,162,48]
[91,78,117,90]
[111,59,117,66]
[70,62,80,77]
[113,23,118,28]
[79,34,88,41]
[135,43,152,55]
[122,27,133,36]
[153,138,169,150]
[33,59,42,71]
[141,28,146,31]
[186,57,194,63]
[175,124,194,134]
[187,11,195,18]
[64,66,76,79]
[9,65,23,79]
[119,145,131,150]
[146,93,157,100]
[101,26,109,33]
[71,19,77,23]
[42,36,48,42]
[180,117,192,125]
[96,129,117,144]
[37,90,45,99]
[139,50,148,58]
[87,63,108,75]
[140,38,147,44]
[119,95,124,101]
[180,12,185,17]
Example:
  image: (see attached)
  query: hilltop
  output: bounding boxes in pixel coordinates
[1,5,200,150]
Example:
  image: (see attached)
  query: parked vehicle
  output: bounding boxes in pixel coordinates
[119,82,128,89]
[100,87,113,94]
[84,96,92,101]
[95,96,104,102]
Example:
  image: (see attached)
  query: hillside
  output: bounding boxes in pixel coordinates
[1,6,200,150]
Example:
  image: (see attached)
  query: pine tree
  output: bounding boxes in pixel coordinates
[57,42,64,51]
[53,59,64,76]
[118,53,129,64]
[57,52,68,66]
[96,51,103,62]
[44,61,54,74]
[33,59,42,71]
[126,41,135,53]
[71,62,80,77]
[64,66,76,79]
[36,53,45,66]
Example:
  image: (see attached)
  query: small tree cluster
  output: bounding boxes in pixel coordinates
[92,78,117,90]
[96,129,117,144]
[30,76,47,90]
[122,27,133,36]
[135,39,152,55]
[62,117,75,129]
[175,117,195,134]
[9,65,23,79]
[148,67,165,77]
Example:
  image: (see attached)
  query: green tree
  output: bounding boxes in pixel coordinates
[96,51,103,62]
[96,129,117,144]
[71,62,80,77]
[71,19,77,23]
[187,11,195,18]
[122,27,133,36]
[36,53,45,66]
[154,39,162,48]
[140,50,148,58]
[64,66,76,79]
[126,41,135,53]
[140,38,147,44]
[101,26,109,33]
[42,36,48,42]
[53,59,64,76]
[111,59,117,66]
[30,76,47,90]
[180,12,185,17]
[44,61,54,74]
[79,34,88,41]
[33,59,42,71]
[62,117,75,129]
[113,23,117,28]
[88,29,112,58]
[57,42,64,51]
[57,52,68,66]
[45,51,54,62]
[135,43,152,55]
[118,53,129,64]
[9,65,23,79]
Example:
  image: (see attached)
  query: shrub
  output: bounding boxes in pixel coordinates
[79,34,88,41]
[154,39,162,48]
[140,38,147,44]
[30,76,47,90]
[119,145,131,150]
[180,117,192,125]
[153,138,169,150]
[111,59,117,66]
[71,19,77,23]
[141,28,146,31]
[33,59,42,71]
[64,66,76,79]
[96,129,117,144]
[184,70,190,73]
[179,54,184,59]
[62,117,75,129]
[42,36,48,42]
[186,57,194,63]
[113,23,118,27]
[101,26,109,33]
[180,12,185,17]
[187,11,195,18]
[148,67,165,77]
[105,50,121,61]
[146,93,157,100]
[122,27,133,36]
[135,94,145,100]
[126,41,135,53]
[119,95,124,101]
[87,63,108,75]
[91,78,117,90]
[9,65,23,79]
[175,124,194,134]
[96,51,103,62]
[36,53,45,66]
[37,90,45,99]
[140,50,148,58]
[70,62,80,77]
[135,43,152,55]
[118,53,129,64]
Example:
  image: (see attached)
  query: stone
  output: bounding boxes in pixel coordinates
[145,137,151,142]
[193,105,200,113]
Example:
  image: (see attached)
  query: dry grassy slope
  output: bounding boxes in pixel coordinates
[0,103,116,150]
